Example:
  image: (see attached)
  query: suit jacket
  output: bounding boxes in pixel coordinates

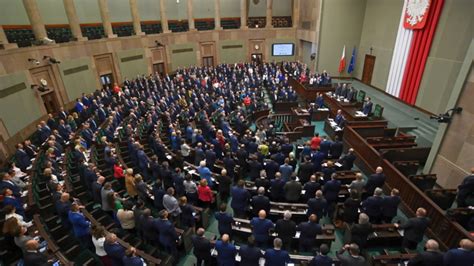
[15,149,31,170]
[155,219,178,247]
[275,218,297,242]
[248,160,263,180]
[270,179,286,200]
[298,221,322,245]
[307,197,327,218]
[309,255,333,266]
[362,196,383,218]
[408,250,444,266]
[381,195,401,218]
[104,241,126,266]
[0,180,21,198]
[323,179,341,203]
[343,198,361,223]
[336,250,366,266]
[443,248,474,266]
[362,101,373,115]
[365,173,386,196]
[298,162,314,184]
[215,240,237,266]
[250,218,274,242]
[339,153,356,170]
[303,181,321,200]
[284,181,302,202]
[191,235,211,259]
[400,217,430,243]
[239,245,262,266]
[122,256,143,266]
[23,251,49,266]
[264,248,291,266]
[68,211,90,237]
[231,186,250,212]
[251,195,271,215]
[319,140,332,156]
[215,212,234,235]
[350,223,373,248]
[92,182,103,203]
[330,141,343,159]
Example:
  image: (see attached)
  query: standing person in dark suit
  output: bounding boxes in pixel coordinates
[329,136,343,159]
[309,244,333,266]
[104,233,126,266]
[155,210,179,258]
[362,97,373,115]
[338,148,356,171]
[92,176,106,204]
[122,247,144,266]
[394,208,430,250]
[361,188,384,224]
[264,238,292,266]
[349,213,373,251]
[303,175,321,201]
[343,190,361,225]
[217,169,232,202]
[239,236,263,266]
[251,187,271,216]
[443,238,474,266]
[336,243,366,266]
[23,239,51,266]
[14,144,31,172]
[283,174,302,203]
[307,190,327,221]
[408,239,444,266]
[214,203,234,238]
[250,210,274,248]
[456,168,474,207]
[319,136,332,158]
[215,234,237,266]
[298,156,315,184]
[322,173,341,218]
[230,180,250,218]
[270,172,286,202]
[191,228,212,266]
[381,188,401,223]
[275,211,297,251]
[297,214,322,252]
[364,166,386,197]
[248,155,263,181]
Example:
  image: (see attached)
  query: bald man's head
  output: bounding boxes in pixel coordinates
[196,228,205,236]
[376,167,383,174]
[425,239,439,251]
[221,234,230,243]
[416,208,427,217]
[460,239,473,250]
[258,210,267,219]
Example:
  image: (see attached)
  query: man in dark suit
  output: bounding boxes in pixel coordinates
[217,169,232,202]
[456,168,474,207]
[364,166,386,197]
[92,176,105,204]
[56,192,72,230]
[15,144,31,172]
[336,243,366,266]
[192,228,212,266]
[297,214,322,252]
[298,156,314,185]
[408,239,444,266]
[307,190,327,221]
[251,187,271,216]
[303,175,322,200]
[270,173,286,202]
[443,238,474,266]
[338,148,356,170]
[319,136,332,158]
[136,145,150,180]
[239,236,263,266]
[395,208,431,250]
[265,159,280,180]
[275,211,297,251]
[247,156,263,181]
[329,136,343,159]
[104,233,126,266]
[309,244,333,266]
[361,188,384,224]
[322,173,341,218]
[264,238,291,266]
[1,172,22,198]
[381,188,401,223]
[350,213,374,250]
[23,239,50,266]
[250,210,274,248]
[284,174,302,203]
[231,180,250,218]
[2,188,25,217]
[155,210,179,258]
[214,203,234,237]
[122,247,144,266]
[215,234,237,266]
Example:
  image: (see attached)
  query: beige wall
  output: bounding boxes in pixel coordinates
[169,43,198,71]
[431,63,474,188]
[116,48,149,79]
[59,57,97,101]
[317,0,366,75]
[415,0,474,114]
[354,0,403,88]
[219,40,247,64]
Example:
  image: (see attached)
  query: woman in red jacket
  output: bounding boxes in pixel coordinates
[197,179,214,208]
[113,161,125,190]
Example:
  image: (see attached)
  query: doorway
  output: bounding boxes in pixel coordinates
[361,54,375,85]
[100,73,113,90]
[202,56,214,67]
[153,63,166,77]
[251,53,263,65]
[41,92,60,114]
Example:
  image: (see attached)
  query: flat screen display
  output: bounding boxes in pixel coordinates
[272,43,294,56]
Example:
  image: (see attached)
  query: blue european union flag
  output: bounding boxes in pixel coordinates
[348,47,356,74]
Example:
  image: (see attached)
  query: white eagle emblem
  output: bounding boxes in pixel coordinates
[406,0,430,26]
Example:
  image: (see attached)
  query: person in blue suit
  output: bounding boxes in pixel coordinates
[311,148,326,172]
[297,214,322,252]
[1,172,22,198]
[381,188,401,223]
[362,97,373,115]
[329,136,344,159]
[198,161,213,187]
[104,233,126,266]
[136,145,150,180]
[264,238,291,266]
[215,234,237,266]
[315,93,324,108]
[307,190,327,221]
[68,203,93,251]
[55,192,72,230]
[322,173,341,218]
[215,203,234,237]
[14,144,31,172]
[250,210,274,248]
[239,236,263,266]
[442,238,474,266]
[122,247,144,266]
[309,244,333,266]
[362,188,384,224]
[154,210,179,258]
[231,180,250,218]
[364,166,386,197]
[1,188,25,217]
[319,136,332,158]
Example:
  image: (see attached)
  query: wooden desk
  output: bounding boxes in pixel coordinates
[289,77,335,101]
[291,107,311,121]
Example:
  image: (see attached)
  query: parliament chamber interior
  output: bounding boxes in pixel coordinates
[0,0,473,265]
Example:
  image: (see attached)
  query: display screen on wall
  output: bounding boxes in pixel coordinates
[272,43,294,56]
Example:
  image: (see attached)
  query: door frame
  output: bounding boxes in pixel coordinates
[29,65,64,115]
[361,54,376,85]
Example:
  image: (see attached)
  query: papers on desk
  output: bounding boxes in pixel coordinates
[166,155,172,160]
[330,121,338,127]
[343,99,349,103]
[335,162,342,167]
[335,127,342,131]
[322,163,327,167]
[188,169,197,175]
[355,111,367,117]
[21,190,28,197]
[398,229,404,236]
[317,108,329,111]
[295,231,301,238]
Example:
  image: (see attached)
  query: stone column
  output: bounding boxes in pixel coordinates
[97,0,117,38]
[292,0,300,28]
[129,0,144,35]
[22,0,48,41]
[240,0,247,29]
[160,0,170,33]
[266,0,273,28]
[214,0,222,30]
[0,26,18,49]
[63,0,87,41]
[187,0,195,31]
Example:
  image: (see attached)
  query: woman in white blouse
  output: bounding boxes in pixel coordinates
[4,205,32,228]
[91,225,112,265]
